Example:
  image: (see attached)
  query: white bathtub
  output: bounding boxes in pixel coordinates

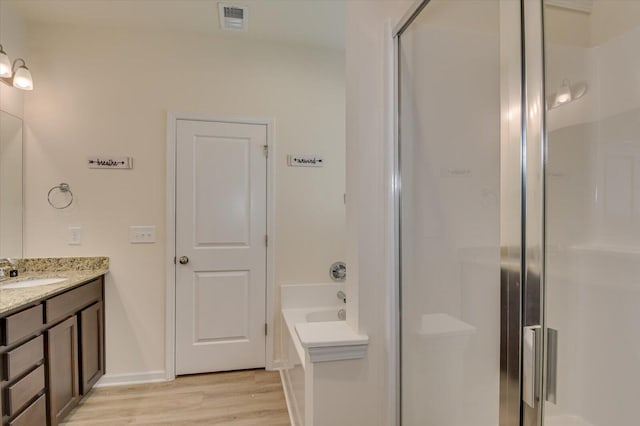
[279,283,369,426]
[305,309,343,323]
[281,306,345,426]
[281,307,344,371]
[279,283,346,426]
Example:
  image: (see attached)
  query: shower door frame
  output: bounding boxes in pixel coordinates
[392,0,548,425]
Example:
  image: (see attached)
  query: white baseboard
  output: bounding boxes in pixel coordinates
[269,359,285,370]
[279,369,297,426]
[94,370,169,388]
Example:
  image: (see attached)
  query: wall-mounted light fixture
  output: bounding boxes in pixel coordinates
[0,44,33,91]
[0,45,12,78]
[547,79,587,110]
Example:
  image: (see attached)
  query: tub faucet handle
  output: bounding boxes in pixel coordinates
[329,261,346,281]
[337,290,346,304]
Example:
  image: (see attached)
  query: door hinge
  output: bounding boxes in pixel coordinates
[265,234,268,247]
[263,145,269,158]
[173,256,176,265]
[265,323,268,336]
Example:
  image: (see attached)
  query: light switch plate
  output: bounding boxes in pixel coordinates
[68,227,82,245]
[129,226,156,244]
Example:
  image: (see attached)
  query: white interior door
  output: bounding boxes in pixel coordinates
[175,119,267,375]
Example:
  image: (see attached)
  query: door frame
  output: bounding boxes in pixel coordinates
[165,112,276,380]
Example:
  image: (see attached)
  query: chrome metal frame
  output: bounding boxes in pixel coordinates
[392,2,428,422]
[393,1,550,425]
[499,0,526,423]
[522,1,546,424]
[393,0,546,426]
[392,31,402,426]
[393,0,431,38]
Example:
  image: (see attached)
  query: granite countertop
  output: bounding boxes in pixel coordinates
[0,257,109,315]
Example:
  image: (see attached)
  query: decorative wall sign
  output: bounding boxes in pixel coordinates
[287,154,324,167]
[440,167,472,178]
[87,156,133,169]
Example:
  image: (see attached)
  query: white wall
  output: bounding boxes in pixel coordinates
[344,1,411,425]
[0,2,26,118]
[23,23,345,375]
[589,0,640,47]
[0,112,23,257]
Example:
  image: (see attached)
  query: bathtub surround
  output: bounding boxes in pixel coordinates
[280,282,347,371]
[295,322,367,363]
[280,282,368,426]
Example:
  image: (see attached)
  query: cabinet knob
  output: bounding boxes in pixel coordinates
[179,256,189,265]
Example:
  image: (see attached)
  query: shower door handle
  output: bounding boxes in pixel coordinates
[546,328,558,404]
[523,325,541,408]
[523,326,559,408]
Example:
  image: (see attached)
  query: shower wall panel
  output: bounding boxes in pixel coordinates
[545,5,640,426]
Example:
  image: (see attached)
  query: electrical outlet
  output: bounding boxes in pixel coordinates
[68,227,82,245]
[129,226,156,244]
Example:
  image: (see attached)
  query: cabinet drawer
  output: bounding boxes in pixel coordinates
[5,364,45,417]
[45,279,102,324]
[3,335,44,382]
[1,306,43,346]
[8,394,46,426]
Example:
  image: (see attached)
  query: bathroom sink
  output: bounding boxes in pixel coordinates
[1,277,66,289]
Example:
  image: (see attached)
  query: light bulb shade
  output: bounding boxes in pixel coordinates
[0,50,11,78]
[12,66,33,91]
[555,80,572,105]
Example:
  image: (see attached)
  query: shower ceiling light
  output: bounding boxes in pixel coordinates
[555,79,572,105]
[547,79,587,110]
[11,59,33,91]
[0,47,34,91]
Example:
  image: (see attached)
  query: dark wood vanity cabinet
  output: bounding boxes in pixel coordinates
[46,316,79,426]
[0,306,46,426]
[0,275,105,426]
[78,301,103,395]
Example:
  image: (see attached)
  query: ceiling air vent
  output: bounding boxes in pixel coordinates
[218,4,249,31]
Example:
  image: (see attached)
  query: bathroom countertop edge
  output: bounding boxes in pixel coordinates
[0,268,108,316]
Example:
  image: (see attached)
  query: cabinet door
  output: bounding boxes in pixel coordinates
[46,316,79,426]
[79,302,104,394]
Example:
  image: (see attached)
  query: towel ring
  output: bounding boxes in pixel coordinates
[47,183,74,209]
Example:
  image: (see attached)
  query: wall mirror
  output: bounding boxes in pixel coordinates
[0,110,23,258]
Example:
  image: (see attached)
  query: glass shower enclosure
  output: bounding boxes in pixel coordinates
[395,0,640,425]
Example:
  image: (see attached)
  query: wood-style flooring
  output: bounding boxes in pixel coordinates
[61,369,291,425]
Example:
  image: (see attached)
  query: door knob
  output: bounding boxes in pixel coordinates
[179,256,189,265]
